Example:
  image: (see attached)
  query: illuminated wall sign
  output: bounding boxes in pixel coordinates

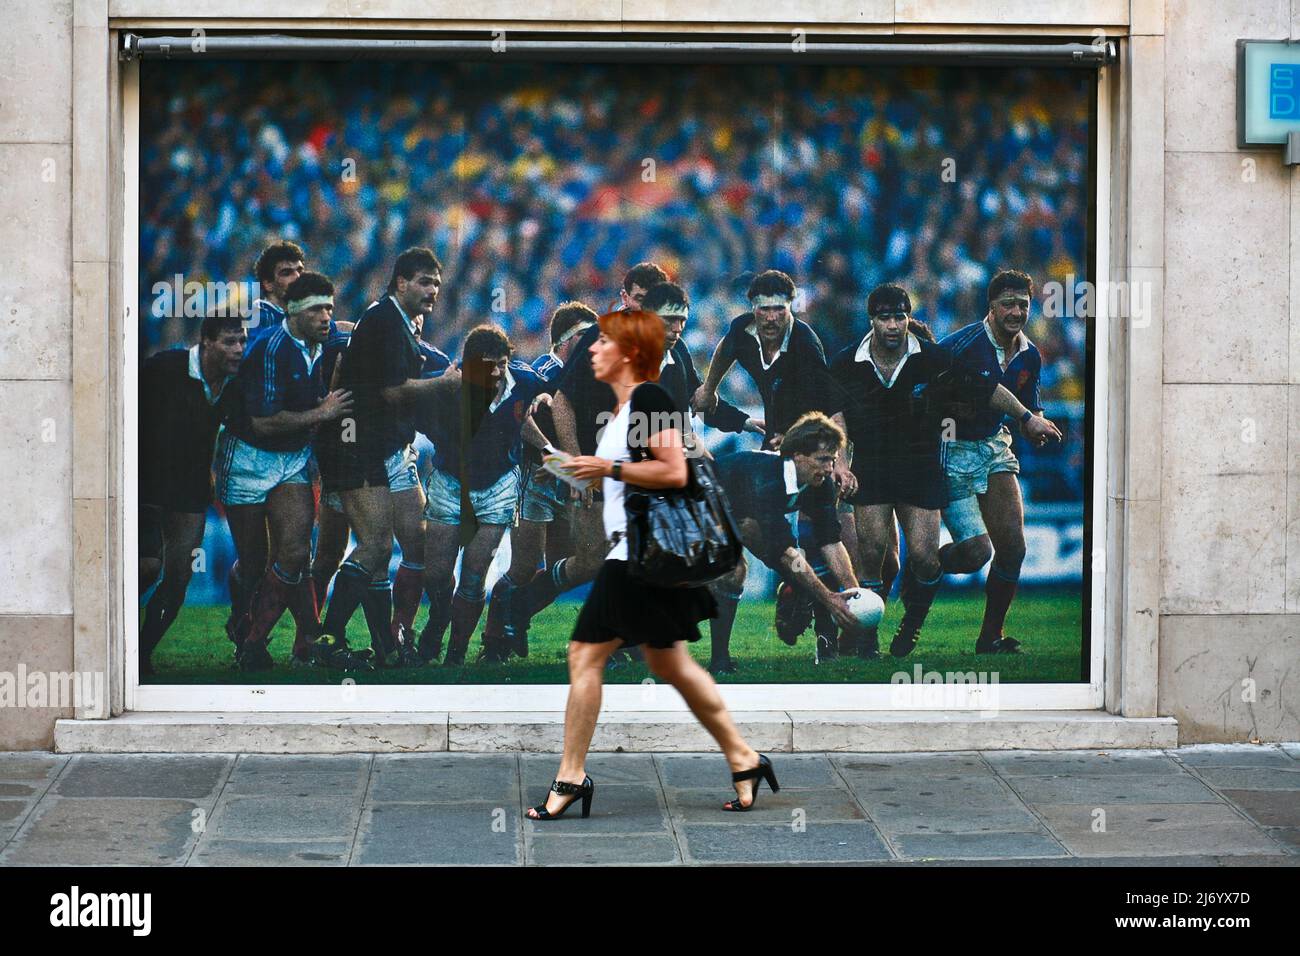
[1237,39,1300,146]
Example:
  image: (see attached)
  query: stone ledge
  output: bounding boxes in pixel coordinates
[53,711,1178,753]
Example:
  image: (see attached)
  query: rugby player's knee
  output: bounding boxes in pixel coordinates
[944,535,993,574]
[992,538,1026,571]
[911,554,942,583]
[456,567,487,603]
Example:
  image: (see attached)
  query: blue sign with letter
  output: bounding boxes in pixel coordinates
[1271,63,1299,120]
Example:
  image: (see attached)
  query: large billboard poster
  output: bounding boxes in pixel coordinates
[137,57,1092,688]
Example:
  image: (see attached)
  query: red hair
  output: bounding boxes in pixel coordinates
[597,309,665,382]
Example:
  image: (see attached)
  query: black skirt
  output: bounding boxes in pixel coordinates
[571,560,718,648]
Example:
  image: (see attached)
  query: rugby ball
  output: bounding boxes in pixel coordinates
[842,587,884,629]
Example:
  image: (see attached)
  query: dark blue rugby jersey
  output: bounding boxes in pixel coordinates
[715,313,830,445]
[418,360,547,489]
[939,320,1042,441]
[244,299,286,349]
[713,450,840,561]
[227,320,326,452]
[530,350,564,383]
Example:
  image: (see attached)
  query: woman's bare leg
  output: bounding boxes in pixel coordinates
[527,638,620,817]
[642,642,762,807]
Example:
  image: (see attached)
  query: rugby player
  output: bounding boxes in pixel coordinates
[216,272,353,671]
[414,325,546,665]
[310,316,450,662]
[138,315,245,676]
[937,269,1062,654]
[691,269,830,451]
[707,413,861,673]
[316,247,459,665]
[827,283,1059,658]
[482,302,598,659]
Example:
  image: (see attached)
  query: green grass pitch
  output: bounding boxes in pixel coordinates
[143,587,1085,685]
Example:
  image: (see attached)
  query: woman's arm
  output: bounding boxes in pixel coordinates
[562,426,688,490]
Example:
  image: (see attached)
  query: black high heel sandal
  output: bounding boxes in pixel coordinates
[722,754,779,811]
[528,775,594,820]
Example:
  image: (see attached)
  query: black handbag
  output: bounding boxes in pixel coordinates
[623,455,743,587]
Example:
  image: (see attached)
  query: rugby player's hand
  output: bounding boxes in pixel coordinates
[529,392,553,417]
[334,320,356,333]
[769,432,784,451]
[692,385,718,414]
[833,465,858,498]
[743,417,766,435]
[1020,413,1062,447]
[317,389,354,422]
[826,592,861,633]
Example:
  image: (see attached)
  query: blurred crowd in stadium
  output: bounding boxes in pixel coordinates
[139,59,1090,507]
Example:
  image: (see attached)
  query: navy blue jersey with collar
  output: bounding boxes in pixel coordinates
[418,360,547,489]
[939,320,1042,441]
[713,450,840,561]
[226,322,325,452]
[716,313,830,445]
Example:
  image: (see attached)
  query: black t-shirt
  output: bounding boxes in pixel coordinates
[332,296,423,458]
[626,381,681,462]
[139,348,237,511]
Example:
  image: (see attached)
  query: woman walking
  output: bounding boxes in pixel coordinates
[528,309,778,820]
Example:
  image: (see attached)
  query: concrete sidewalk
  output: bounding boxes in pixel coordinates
[1,745,1297,866]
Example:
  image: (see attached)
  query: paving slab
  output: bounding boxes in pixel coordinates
[1280,744,1300,761]
[1175,745,1297,769]
[847,771,1013,803]
[893,830,1067,860]
[0,796,199,866]
[530,834,681,865]
[665,786,868,824]
[679,821,892,863]
[53,754,230,799]
[866,802,1045,835]
[1005,772,1221,805]
[1187,767,1300,790]
[0,753,67,780]
[190,840,352,866]
[205,795,359,842]
[1035,803,1284,857]
[1219,789,1300,828]
[657,753,837,789]
[369,754,518,803]
[983,751,1185,775]
[355,803,520,865]
[523,783,669,833]
[235,754,371,773]
[832,752,987,775]
[521,752,659,788]
[223,770,368,799]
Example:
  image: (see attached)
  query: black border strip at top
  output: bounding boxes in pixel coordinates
[121,32,1117,68]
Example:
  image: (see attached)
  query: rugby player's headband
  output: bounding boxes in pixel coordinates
[750,294,792,308]
[653,303,689,319]
[288,294,334,314]
[555,320,595,347]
